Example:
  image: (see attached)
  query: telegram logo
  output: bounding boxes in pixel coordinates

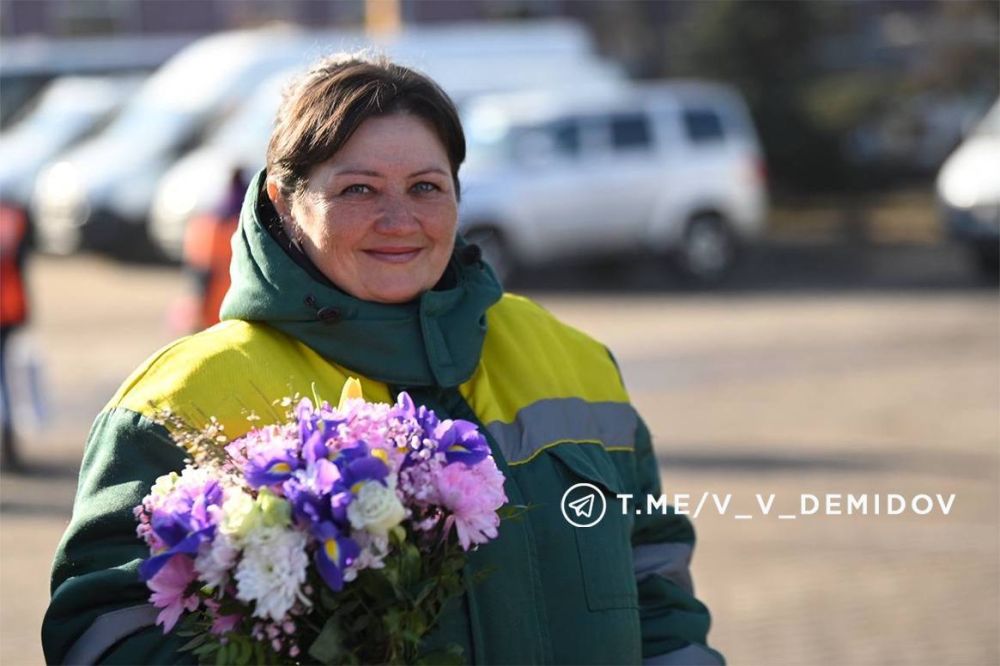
[561,482,607,528]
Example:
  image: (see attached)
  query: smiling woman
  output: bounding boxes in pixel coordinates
[268,114,460,303]
[43,53,723,665]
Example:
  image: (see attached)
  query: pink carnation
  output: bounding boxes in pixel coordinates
[435,457,508,550]
[205,598,242,636]
[148,555,199,632]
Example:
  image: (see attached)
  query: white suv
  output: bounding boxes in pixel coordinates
[458,82,768,283]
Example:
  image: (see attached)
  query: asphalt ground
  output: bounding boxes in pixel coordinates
[1,237,997,665]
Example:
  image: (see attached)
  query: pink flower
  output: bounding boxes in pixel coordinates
[148,555,199,632]
[204,598,242,636]
[434,456,508,550]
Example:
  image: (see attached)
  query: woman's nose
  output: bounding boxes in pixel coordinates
[373,195,419,234]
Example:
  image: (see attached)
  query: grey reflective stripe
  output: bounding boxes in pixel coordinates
[643,643,724,665]
[485,398,637,464]
[633,542,695,594]
[64,604,159,665]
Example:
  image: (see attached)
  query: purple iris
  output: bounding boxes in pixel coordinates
[436,419,490,467]
[313,521,360,592]
[340,455,390,492]
[245,453,300,489]
[396,392,439,436]
[283,458,345,527]
[297,401,346,465]
[139,479,222,581]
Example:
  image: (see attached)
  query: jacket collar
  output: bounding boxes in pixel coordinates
[220,169,503,388]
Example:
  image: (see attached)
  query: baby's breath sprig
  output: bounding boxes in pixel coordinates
[150,405,230,466]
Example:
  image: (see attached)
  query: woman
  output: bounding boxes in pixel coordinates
[43,54,723,665]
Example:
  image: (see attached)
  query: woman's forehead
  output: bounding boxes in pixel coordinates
[316,114,451,176]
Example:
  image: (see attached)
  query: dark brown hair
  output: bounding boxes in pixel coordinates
[266,52,466,200]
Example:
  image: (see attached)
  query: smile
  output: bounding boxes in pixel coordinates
[363,248,423,264]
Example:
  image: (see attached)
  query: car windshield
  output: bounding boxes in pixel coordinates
[95,36,273,151]
[99,102,196,153]
[207,78,286,160]
[463,110,513,170]
[1,80,117,142]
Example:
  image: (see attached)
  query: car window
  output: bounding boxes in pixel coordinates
[511,118,581,164]
[550,119,581,156]
[609,113,652,151]
[682,107,726,143]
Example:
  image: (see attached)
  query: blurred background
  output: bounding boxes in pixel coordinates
[0,1,997,664]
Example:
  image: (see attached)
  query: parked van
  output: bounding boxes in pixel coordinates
[30,26,358,256]
[936,98,999,277]
[0,75,142,212]
[458,82,768,283]
[149,20,623,261]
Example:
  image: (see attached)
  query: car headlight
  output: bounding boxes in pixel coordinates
[39,161,84,209]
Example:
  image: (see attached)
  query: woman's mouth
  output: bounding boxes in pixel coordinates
[363,247,423,264]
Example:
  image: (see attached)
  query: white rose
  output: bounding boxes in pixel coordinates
[347,481,406,536]
[219,489,256,538]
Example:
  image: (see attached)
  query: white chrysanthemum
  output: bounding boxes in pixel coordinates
[347,480,406,536]
[195,531,237,591]
[234,525,310,621]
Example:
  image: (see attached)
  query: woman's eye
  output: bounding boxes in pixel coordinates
[412,181,440,194]
[342,184,372,195]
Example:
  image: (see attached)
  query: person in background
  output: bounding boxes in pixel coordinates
[181,168,246,331]
[0,203,29,472]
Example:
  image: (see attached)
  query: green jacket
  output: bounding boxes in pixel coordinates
[43,171,724,665]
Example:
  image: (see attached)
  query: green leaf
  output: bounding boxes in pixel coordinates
[214,641,230,666]
[178,633,210,652]
[233,637,252,665]
[350,614,370,632]
[414,580,437,606]
[383,608,403,634]
[308,616,344,665]
[192,641,219,658]
[417,644,466,666]
[319,584,339,611]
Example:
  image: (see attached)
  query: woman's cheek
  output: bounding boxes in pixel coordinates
[420,199,459,234]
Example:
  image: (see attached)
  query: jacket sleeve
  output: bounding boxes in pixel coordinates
[42,407,193,665]
[631,414,726,665]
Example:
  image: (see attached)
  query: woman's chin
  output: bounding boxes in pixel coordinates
[358,282,424,304]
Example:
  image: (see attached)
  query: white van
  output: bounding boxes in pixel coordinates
[936,99,999,277]
[149,20,624,261]
[458,82,768,283]
[30,26,359,256]
[0,74,142,209]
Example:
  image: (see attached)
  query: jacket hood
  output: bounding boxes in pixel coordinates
[219,169,503,388]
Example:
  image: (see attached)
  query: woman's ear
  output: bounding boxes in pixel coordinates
[266,178,291,220]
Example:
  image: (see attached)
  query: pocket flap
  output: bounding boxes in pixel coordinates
[547,443,626,495]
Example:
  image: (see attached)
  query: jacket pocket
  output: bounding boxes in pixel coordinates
[548,443,638,612]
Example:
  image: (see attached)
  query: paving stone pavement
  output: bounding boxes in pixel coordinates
[1,255,997,665]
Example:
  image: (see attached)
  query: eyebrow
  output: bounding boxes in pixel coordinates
[332,167,450,178]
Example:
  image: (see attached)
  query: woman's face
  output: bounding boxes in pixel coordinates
[268,113,458,304]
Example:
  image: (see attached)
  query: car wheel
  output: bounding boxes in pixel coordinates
[36,221,83,256]
[463,226,515,283]
[972,241,999,281]
[675,214,737,285]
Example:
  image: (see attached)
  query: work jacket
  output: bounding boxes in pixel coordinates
[0,204,28,327]
[43,171,723,665]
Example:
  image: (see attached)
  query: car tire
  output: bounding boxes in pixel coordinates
[674,213,737,286]
[463,226,515,284]
[972,241,999,281]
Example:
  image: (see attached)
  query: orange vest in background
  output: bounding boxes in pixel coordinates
[0,205,28,327]
[183,213,238,329]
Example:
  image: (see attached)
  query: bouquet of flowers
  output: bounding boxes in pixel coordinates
[134,379,509,664]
